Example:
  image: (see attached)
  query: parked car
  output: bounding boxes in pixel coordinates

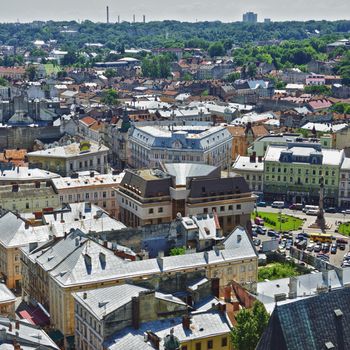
[307,243,315,252]
[337,238,348,245]
[254,217,264,226]
[286,242,292,250]
[289,203,303,210]
[253,239,261,246]
[272,201,285,209]
[257,201,267,207]
[341,209,350,215]
[322,243,330,253]
[257,226,267,235]
[325,207,337,213]
[339,243,346,250]
[268,230,277,237]
[297,240,307,250]
[306,209,318,216]
[331,244,337,254]
[314,244,322,253]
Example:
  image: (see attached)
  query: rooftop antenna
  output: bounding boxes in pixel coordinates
[106,6,110,24]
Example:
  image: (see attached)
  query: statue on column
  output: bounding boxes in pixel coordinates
[316,176,326,231]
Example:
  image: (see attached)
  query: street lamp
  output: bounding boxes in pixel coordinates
[279,209,282,232]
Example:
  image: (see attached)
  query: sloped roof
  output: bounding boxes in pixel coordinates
[257,288,350,350]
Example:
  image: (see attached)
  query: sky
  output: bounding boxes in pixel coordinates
[0,0,349,23]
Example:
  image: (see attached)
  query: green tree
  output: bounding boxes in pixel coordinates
[231,301,270,350]
[104,68,117,79]
[247,63,257,78]
[101,89,119,106]
[225,72,241,82]
[208,42,225,58]
[169,247,186,256]
[0,77,8,86]
[25,65,37,81]
[62,51,78,66]
[304,85,332,96]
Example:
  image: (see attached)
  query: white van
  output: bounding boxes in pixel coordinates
[303,205,319,213]
[271,201,285,209]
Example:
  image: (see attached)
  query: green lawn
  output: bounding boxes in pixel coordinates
[258,262,301,282]
[252,212,303,232]
[44,63,61,76]
[339,222,350,236]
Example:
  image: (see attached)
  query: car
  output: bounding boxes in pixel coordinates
[253,239,261,246]
[307,243,315,252]
[297,240,307,250]
[331,244,337,254]
[268,230,277,237]
[256,226,267,235]
[325,207,337,213]
[306,209,318,216]
[289,203,303,210]
[337,238,348,245]
[256,201,267,207]
[317,253,330,261]
[341,262,350,268]
[286,242,292,250]
[322,243,330,253]
[339,244,346,250]
[314,244,322,253]
[342,209,350,215]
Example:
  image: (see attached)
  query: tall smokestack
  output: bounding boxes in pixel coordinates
[118,15,120,23]
[143,15,146,23]
[106,6,110,24]
[133,14,136,23]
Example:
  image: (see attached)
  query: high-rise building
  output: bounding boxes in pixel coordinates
[243,12,258,23]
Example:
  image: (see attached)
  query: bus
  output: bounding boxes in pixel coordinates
[309,233,333,243]
[302,205,319,213]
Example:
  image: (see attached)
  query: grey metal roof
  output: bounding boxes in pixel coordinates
[105,310,231,350]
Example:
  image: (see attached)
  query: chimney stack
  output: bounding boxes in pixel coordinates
[182,315,191,330]
[15,321,19,330]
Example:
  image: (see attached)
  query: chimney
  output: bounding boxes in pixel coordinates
[211,278,220,298]
[237,234,242,243]
[60,211,64,223]
[24,221,29,230]
[258,156,263,162]
[83,292,87,300]
[250,152,256,163]
[182,315,191,330]
[75,237,80,247]
[132,296,140,329]
[8,323,12,332]
[90,171,94,177]
[15,321,19,330]
[288,276,298,299]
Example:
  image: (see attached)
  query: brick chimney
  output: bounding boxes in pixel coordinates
[132,296,140,329]
[182,315,191,330]
[250,152,256,163]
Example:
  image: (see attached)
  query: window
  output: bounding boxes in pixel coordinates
[237,204,241,210]
[79,162,82,169]
[207,340,213,349]
[158,207,163,213]
[221,337,228,347]
[228,205,233,210]
[220,206,225,212]
[97,158,101,165]
[90,159,93,166]
[149,208,154,214]
[85,193,90,199]
[26,202,30,209]
[195,343,201,350]
[103,192,107,198]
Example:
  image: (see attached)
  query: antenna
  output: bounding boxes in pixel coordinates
[133,14,136,23]
[143,15,146,23]
[106,6,110,24]
[118,15,120,24]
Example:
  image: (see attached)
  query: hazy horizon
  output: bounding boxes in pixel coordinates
[1,0,349,23]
